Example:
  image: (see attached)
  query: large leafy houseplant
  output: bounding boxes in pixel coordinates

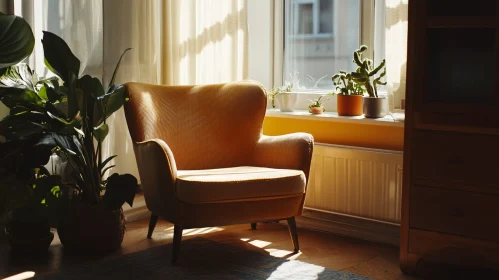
[0,12,65,251]
[0,11,137,251]
[37,31,137,252]
[40,31,137,209]
[0,12,35,69]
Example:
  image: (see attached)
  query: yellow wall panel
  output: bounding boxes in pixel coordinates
[263,117,404,151]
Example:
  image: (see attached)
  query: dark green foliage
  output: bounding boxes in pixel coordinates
[40,31,136,209]
[0,12,35,69]
[0,22,136,221]
[102,173,137,210]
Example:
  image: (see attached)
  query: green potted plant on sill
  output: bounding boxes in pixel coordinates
[332,70,365,116]
[308,95,329,115]
[38,31,137,253]
[350,45,387,118]
[268,83,297,112]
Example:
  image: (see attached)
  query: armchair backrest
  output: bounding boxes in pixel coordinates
[124,81,267,170]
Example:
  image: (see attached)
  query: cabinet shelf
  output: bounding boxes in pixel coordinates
[427,16,498,28]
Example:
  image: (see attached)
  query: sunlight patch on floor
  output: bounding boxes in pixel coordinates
[265,248,294,258]
[160,227,224,236]
[266,261,325,280]
[1,271,35,280]
[248,239,272,248]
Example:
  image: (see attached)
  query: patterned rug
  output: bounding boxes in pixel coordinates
[35,237,371,279]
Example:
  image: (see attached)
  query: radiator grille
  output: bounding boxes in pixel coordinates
[305,144,403,224]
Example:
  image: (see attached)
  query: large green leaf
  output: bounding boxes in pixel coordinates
[41,31,80,82]
[0,87,43,108]
[0,13,35,69]
[107,48,131,90]
[46,111,81,134]
[38,85,63,103]
[79,75,105,99]
[93,123,108,142]
[0,119,44,141]
[0,64,37,90]
[102,173,137,210]
[99,84,126,120]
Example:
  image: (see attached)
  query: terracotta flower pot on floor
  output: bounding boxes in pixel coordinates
[57,204,126,254]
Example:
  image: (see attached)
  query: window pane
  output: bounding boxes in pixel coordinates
[284,0,360,90]
[297,3,314,34]
[319,0,333,34]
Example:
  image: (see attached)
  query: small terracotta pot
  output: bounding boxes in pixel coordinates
[337,94,363,116]
[310,106,324,114]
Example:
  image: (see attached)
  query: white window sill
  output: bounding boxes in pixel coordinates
[265,109,405,127]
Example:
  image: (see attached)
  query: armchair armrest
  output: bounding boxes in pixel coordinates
[253,133,314,180]
[133,139,178,217]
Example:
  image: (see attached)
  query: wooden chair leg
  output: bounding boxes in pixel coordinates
[251,223,257,230]
[286,217,299,253]
[147,213,159,239]
[172,225,183,263]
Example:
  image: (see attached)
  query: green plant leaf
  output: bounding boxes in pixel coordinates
[0,13,35,69]
[0,87,43,108]
[0,64,37,90]
[38,84,62,103]
[102,173,137,210]
[46,111,81,134]
[107,48,131,90]
[99,155,117,172]
[79,74,105,99]
[99,84,126,120]
[41,31,80,82]
[93,123,109,142]
[100,165,115,178]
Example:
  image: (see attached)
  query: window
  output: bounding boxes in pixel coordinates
[283,0,364,90]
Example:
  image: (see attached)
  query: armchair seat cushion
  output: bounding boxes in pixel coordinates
[176,166,306,203]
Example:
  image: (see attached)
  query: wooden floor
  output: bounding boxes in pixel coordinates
[0,218,419,280]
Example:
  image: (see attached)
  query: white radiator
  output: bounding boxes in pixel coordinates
[305,143,403,224]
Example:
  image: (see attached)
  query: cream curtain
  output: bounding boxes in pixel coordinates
[102,0,249,179]
[162,0,248,85]
[385,0,408,114]
[13,0,103,80]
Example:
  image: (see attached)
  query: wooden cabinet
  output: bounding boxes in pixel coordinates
[401,0,499,274]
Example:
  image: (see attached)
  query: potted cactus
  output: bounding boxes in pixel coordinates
[332,70,365,116]
[350,45,387,118]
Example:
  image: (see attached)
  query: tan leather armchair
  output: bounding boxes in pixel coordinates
[124,81,314,262]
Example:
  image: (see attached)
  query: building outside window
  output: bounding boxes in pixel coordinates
[283,0,362,90]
